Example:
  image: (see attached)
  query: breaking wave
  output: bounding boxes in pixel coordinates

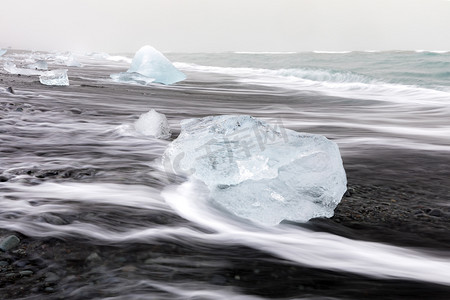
[175,62,450,106]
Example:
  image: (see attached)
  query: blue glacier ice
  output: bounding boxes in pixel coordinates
[0,49,6,57]
[163,115,347,225]
[39,69,69,86]
[110,45,186,85]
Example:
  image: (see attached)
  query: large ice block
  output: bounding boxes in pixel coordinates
[163,115,347,225]
[110,45,186,85]
[134,109,171,139]
[0,49,6,57]
[39,69,69,86]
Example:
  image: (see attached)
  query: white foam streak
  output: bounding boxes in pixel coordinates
[2,182,168,210]
[175,62,450,106]
[162,181,450,286]
[1,169,450,286]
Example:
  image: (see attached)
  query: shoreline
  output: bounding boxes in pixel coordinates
[1,67,449,299]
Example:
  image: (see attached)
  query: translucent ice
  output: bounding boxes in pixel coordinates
[65,55,82,67]
[39,69,69,86]
[163,115,347,225]
[134,109,171,139]
[27,60,48,70]
[110,45,186,85]
[4,62,44,76]
[0,49,6,57]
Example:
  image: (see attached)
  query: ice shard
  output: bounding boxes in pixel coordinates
[39,69,69,86]
[163,115,347,225]
[4,62,44,76]
[0,49,6,57]
[110,45,186,85]
[27,60,48,70]
[134,109,171,139]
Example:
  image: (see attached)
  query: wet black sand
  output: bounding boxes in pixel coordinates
[1,71,450,299]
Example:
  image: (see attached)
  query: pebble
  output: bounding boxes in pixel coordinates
[45,287,55,293]
[0,261,9,267]
[19,270,33,276]
[45,272,60,283]
[6,87,15,94]
[428,209,443,217]
[86,252,101,263]
[0,235,21,252]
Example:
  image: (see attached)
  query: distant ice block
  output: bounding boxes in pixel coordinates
[65,55,82,67]
[4,62,44,76]
[134,109,171,139]
[110,45,186,85]
[163,115,347,225]
[39,69,69,86]
[0,49,6,57]
[27,60,48,70]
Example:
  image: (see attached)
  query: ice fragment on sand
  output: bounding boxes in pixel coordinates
[0,49,6,57]
[27,60,48,70]
[163,115,347,225]
[134,109,171,139]
[4,62,44,76]
[39,69,69,86]
[110,45,186,85]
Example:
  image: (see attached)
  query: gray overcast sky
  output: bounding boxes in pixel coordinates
[1,0,450,53]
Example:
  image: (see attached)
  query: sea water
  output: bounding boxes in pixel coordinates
[0,49,449,299]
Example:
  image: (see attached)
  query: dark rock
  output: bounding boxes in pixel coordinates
[345,187,355,197]
[38,213,68,225]
[0,260,9,267]
[0,235,21,252]
[14,260,28,268]
[5,273,17,279]
[428,209,443,217]
[69,108,82,114]
[6,87,15,94]
[0,176,8,182]
[45,272,60,283]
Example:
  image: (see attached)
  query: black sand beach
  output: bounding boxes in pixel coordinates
[1,66,450,299]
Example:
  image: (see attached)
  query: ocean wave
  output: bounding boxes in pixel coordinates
[175,62,450,105]
[234,51,297,55]
[415,50,449,54]
[313,50,353,54]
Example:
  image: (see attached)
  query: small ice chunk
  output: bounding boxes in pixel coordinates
[39,69,69,86]
[111,45,186,85]
[134,109,171,139]
[65,55,82,67]
[4,62,44,76]
[0,49,6,57]
[27,60,48,70]
[110,72,155,85]
[163,115,347,225]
